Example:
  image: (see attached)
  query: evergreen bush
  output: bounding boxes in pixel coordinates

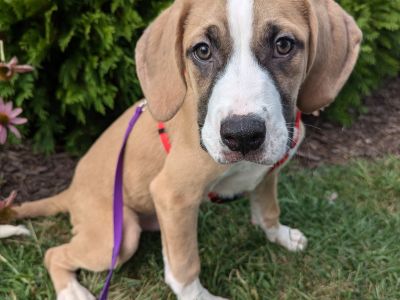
[0,0,171,154]
[333,0,400,124]
[0,0,399,153]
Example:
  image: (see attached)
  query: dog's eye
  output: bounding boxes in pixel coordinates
[275,37,295,56]
[193,43,212,61]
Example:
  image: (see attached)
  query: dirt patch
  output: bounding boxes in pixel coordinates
[0,145,76,203]
[1,77,399,202]
[297,77,400,168]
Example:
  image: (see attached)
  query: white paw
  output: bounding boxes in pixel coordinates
[265,224,307,252]
[164,252,227,300]
[0,225,30,239]
[177,278,228,300]
[58,280,95,300]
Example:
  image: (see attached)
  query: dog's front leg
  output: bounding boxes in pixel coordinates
[250,172,307,252]
[150,165,227,300]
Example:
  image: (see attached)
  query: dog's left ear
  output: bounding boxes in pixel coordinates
[297,0,362,113]
[135,1,190,122]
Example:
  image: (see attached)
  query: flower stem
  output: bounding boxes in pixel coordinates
[0,40,5,62]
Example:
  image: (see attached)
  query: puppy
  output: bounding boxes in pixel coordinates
[2,0,362,299]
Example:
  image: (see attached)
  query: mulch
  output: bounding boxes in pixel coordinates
[1,77,399,203]
[0,146,76,203]
[297,77,400,167]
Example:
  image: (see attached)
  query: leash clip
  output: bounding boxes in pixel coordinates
[139,99,148,111]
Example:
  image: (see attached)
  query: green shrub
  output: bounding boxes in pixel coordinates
[0,0,399,153]
[0,0,171,154]
[332,0,400,125]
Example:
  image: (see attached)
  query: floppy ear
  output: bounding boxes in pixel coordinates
[135,1,189,121]
[297,0,362,113]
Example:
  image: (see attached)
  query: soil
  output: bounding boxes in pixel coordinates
[297,77,400,167]
[0,145,76,203]
[1,77,399,203]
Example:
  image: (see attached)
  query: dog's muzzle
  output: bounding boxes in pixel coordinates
[220,114,266,155]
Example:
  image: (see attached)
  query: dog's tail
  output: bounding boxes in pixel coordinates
[13,190,69,220]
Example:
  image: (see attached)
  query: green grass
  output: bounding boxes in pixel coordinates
[1,157,399,300]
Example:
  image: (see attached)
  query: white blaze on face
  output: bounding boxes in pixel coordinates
[201,0,288,165]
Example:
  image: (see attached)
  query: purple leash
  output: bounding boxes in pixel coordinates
[98,102,146,300]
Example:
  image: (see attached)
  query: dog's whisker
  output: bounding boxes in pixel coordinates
[303,123,322,130]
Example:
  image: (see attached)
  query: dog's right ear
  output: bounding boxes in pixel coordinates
[135,1,190,122]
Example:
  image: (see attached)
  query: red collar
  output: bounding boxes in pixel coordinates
[267,110,302,174]
[157,111,302,203]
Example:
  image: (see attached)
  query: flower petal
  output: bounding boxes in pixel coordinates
[13,65,34,73]
[4,101,13,114]
[0,125,7,144]
[4,191,17,207]
[9,57,18,66]
[0,98,4,112]
[10,117,27,125]
[10,108,22,118]
[8,125,21,139]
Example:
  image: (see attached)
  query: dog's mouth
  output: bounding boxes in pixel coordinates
[218,148,277,165]
[200,133,288,166]
[200,115,289,166]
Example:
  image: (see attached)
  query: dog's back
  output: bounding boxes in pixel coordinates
[13,102,166,221]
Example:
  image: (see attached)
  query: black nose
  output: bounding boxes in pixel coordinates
[220,115,266,155]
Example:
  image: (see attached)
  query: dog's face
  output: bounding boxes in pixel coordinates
[185,0,309,164]
[136,0,362,165]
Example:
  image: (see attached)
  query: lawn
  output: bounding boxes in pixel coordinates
[0,157,399,300]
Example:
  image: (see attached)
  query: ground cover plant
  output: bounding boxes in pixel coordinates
[1,157,399,299]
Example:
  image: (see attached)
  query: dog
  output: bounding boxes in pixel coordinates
[1,0,362,299]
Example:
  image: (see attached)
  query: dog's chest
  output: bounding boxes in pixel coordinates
[208,162,271,198]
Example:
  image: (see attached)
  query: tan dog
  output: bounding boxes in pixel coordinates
[2,0,362,299]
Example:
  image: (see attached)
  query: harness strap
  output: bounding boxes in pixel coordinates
[267,110,302,174]
[158,122,171,153]
[207,192,245,204]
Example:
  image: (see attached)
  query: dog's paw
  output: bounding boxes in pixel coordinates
[174,278,228,300]
[164,253,228,300]
[0,225,30,239]
[58,280,95,300]
[192,288,229,300]
[265,224,307,252]
[179,289,228,300]
[196,294,229,300]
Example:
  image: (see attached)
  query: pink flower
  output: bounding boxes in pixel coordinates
[0,56,34,81]
[0,98,28,144]
[0,191,16,211]
[0,191,18,225]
